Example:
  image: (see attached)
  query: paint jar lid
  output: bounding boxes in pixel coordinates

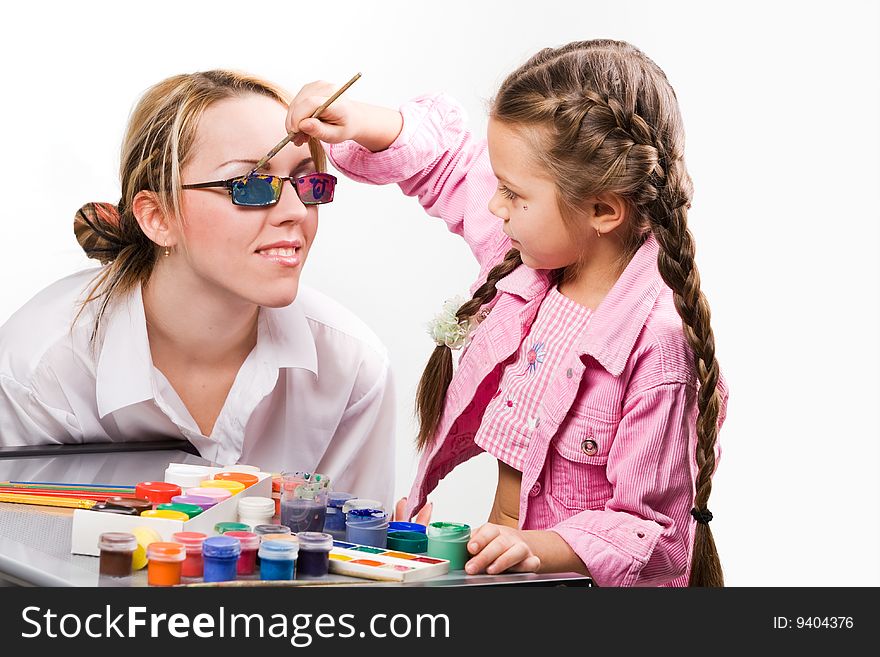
[238,496,275,515]
[171,532,207,553]
[259,539,299,560]
[135,481,182,504]
[427,522,471,541]
[203,535,242,558]
[388,521,427,534]
[199,480,245,494]
[328,492,356,508]
[104,496,153,513]
[260,533,298,544]
[295,531,333,552]
[187,487,232,502]
[171,494,217,509]
[215,521,251,534]
[386,530,428,553]
[141,509,190,521]
[92,503,139,516]
[147,542,186,562]
[164,468,210,490]
[214,472,260,488]
[253,524,291,536]
[221,464,261,473]
[157,502,203,518]
[223,530,260,550]
[98,532,137,553]
[341,498,385,514]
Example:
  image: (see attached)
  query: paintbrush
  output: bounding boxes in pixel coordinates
[247,72,362,175]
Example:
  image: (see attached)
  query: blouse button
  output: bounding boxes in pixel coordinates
[581,439,598,456]
[566,368,573,379]
[529,483,542,497]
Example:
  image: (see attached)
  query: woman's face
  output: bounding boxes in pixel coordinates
[177,93,318,308]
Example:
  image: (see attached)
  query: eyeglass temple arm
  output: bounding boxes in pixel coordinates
[181,180,232,190]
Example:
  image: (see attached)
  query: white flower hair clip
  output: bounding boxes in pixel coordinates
[427,295,478,350]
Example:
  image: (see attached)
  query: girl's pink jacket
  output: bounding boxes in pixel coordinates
[327,94,729,587]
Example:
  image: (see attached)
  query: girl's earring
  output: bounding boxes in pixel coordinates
[596,227,602,238]
[522,205,528,211]
[164,241,170,257]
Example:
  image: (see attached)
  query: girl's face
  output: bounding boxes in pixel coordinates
[486,118,585,271]
[176,93,318,308]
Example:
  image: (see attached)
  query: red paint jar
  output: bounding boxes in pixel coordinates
[135,481,182,506]
[223,531,260,575]
[172,531,207,578]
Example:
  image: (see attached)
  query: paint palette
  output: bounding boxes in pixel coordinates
[329,541,449,582]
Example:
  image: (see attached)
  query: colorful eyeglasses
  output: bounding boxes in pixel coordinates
[182,172,336,207]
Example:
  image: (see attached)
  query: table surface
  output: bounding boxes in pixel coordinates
[0,448,591,588]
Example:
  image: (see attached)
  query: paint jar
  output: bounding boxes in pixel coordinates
[386,530,428,554]
[156,502,203,519]
[135,481,182,506]
[187,487,233,504]
[131,526,163,570]
[147,542,186,586]
[295,532,333,578]
[91,503,139,516]
[345,509,389,548]
[164,466,212,491]
[199,479,246,495]
[214,521,250,534]
[259,539,299,581]
[341,498,385,515]
[388,521,427,534]
[253,524,291,538]
[141,509,190,521]
[98,532,137,577]
[202,536,241,583]
[238,496,276,528]
[280,472,330,533]
[221,464,261,474]
[104,496,153,514]
[213,471,259,489]
[271,475,282,517]
[426,522,471,570]
[172,532,207,578]
[223,531,260,575]
[324,491,356,540]
[171,494,217,511]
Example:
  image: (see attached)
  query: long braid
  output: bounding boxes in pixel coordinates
[415,248,522,449]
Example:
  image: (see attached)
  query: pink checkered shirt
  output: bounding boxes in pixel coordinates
[474,286,592,472]
[327,94,729,587]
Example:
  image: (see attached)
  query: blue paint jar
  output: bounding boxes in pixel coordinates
[324,492,356,540]
[388,521,427,534]
[345,509,389,548]
[296,532,334,578]
[202,536,241,583]
[259,539,299,581]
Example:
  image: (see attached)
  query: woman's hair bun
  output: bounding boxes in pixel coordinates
[74,202,125,264]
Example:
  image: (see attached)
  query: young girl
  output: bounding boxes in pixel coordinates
[287,39,729,586]
[0,70,395,507]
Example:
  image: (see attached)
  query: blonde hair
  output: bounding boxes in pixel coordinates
[74,69,326,340]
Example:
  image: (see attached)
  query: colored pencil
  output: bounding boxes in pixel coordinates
[0,487,119,502]
[3,481,136,489]
[0,493,97,509]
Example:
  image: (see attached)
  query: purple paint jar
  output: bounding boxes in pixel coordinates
[171,494,217,511]
[295,532,333,578]
[280,471,330,533]
[345,509,388,548]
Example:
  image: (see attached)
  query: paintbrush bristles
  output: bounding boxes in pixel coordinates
[249,72,362,175]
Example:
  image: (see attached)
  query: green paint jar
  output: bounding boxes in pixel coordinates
[156,502,203,519]
[386,530,428,554]
[426,522,471,570]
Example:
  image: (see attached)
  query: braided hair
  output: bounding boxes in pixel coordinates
[416,40,724,587]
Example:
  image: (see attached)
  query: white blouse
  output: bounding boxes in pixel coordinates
[0,268,395,508]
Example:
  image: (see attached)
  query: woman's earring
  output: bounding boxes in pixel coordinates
[596,227,602,238]
[164,241,170,257]
[522,205,528,211]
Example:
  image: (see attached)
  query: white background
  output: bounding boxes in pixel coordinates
[1,1,877,586]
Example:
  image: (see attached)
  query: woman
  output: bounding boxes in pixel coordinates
[0,70,394,505]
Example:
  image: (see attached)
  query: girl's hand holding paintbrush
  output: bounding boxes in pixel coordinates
[286,80,403,153]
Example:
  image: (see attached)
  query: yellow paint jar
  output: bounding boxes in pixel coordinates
[141,509,190,521]
[199,480,245,495]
